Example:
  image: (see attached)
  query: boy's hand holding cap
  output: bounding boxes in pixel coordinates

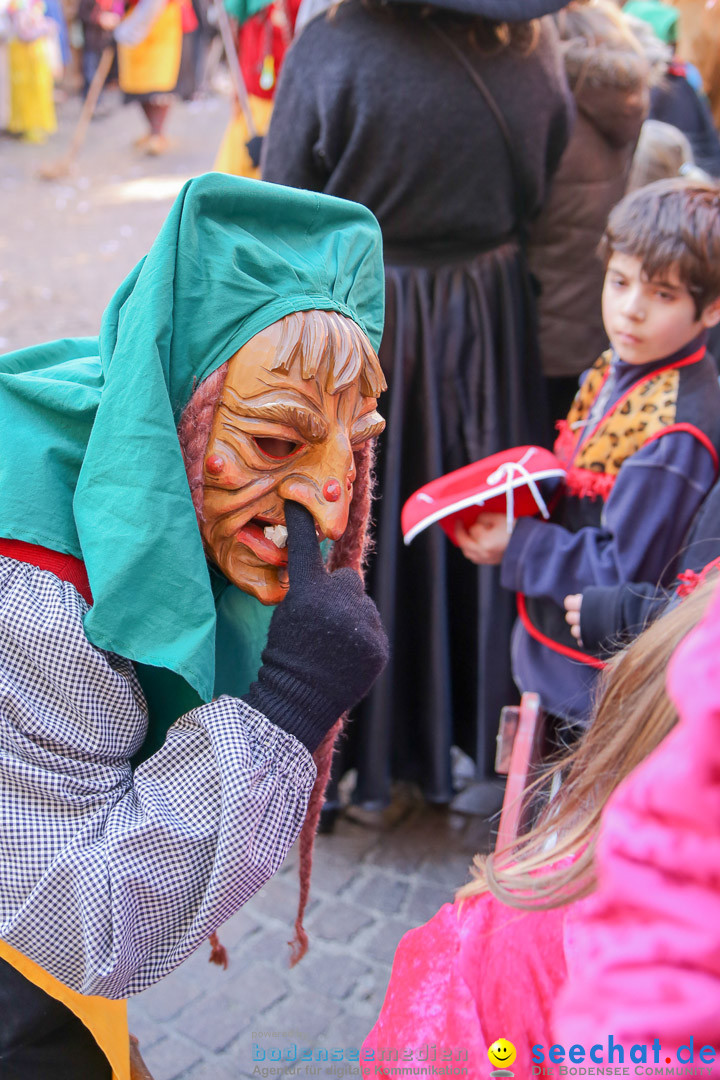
[455,512,513,565]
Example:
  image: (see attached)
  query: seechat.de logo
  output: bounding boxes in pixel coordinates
[531,1037,718,1074]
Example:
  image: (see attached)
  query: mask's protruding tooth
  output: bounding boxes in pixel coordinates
[264,524,288,549]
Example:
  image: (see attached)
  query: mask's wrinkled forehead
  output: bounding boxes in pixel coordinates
[260,309,386,399]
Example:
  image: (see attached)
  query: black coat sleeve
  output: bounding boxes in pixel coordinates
[580,582,669,656]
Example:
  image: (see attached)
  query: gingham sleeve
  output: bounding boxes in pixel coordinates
[0,557,316,999]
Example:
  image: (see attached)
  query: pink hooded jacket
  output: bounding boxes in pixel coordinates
[554,582,720,1060]
[361,894,567,1078]
[363,584,720,1074]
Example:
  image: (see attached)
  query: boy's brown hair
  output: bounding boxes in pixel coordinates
[599,177,720,318]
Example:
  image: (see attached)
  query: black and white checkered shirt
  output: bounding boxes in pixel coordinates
[0,556,316,999]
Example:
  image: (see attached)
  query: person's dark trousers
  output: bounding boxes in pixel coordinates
[0,957,112,1079]
[82,46,104,97]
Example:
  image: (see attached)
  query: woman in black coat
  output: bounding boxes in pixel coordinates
[263,0,573,809]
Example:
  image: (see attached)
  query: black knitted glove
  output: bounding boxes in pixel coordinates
[243,501,389,752]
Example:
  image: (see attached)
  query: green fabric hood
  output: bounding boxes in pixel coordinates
[623,0,679,44]
[223,0,272,26]
[0,173,384,714]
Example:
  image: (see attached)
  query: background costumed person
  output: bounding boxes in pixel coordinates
[114,0,198,154]
[262,0,574,812]
[0,173,388,1080]
[5,0,57,143]
[214,0,300,178]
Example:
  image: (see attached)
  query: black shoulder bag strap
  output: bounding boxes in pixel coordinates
[428,20,529,244]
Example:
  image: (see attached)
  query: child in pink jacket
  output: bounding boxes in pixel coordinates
[554,574,720,1065]
[362,575,718,1077]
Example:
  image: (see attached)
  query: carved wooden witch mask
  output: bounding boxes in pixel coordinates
[200,310,386,604]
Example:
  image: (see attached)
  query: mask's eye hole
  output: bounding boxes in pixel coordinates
[253,436,303,460]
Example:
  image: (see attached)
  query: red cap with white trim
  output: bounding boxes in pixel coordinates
[401,445,566,546]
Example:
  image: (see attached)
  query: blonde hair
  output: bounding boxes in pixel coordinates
[457,576,717,909]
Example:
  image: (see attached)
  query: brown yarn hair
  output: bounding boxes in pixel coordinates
[457,575,717,910]
[599,177,720,319]
[289,434,377,964]
[179,363,229,523]
[177,309,384,964]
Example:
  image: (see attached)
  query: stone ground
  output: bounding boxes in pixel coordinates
[1,86,230,353]
[127,793,502,1080]
[1,93,505,1079]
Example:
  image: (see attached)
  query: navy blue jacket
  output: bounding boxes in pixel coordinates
[500,335,720,723]
[580,470,720,653]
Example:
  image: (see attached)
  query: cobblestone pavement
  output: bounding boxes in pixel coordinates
[127,795,501,1080]
[1,87,230,353]
[2,94,504,1080]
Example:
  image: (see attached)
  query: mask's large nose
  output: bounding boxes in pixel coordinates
[278,436,356,541]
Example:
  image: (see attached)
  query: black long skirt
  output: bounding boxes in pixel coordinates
[345,241,548,808]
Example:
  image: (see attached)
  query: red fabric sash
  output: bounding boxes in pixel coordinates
[0,538,93,605]
[516,592,607,670]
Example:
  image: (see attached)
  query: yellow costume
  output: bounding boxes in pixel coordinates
[214,94,274,177]
[117,0,182,96]
[8,36,56,142]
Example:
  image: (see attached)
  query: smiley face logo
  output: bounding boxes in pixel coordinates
[488,1039,517,1071]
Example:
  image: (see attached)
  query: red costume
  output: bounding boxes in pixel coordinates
[237,0,300,100]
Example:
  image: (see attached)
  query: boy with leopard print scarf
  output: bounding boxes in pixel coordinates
[456,178,720,728]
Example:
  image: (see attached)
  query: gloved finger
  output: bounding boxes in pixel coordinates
[285,501,326,582]
[328,565,365,600]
